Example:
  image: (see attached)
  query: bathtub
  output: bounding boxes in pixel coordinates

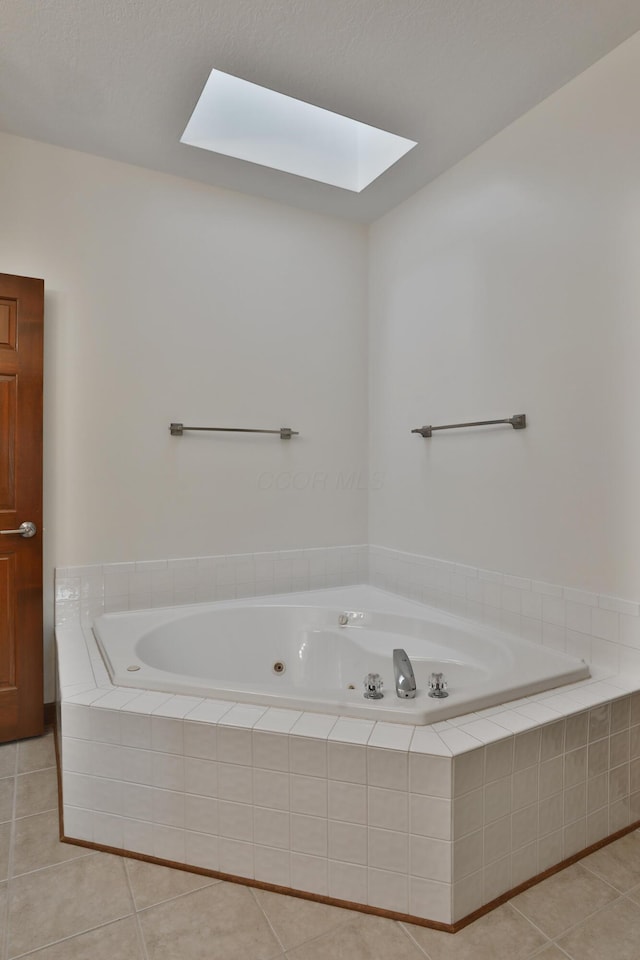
[93,586,590,724]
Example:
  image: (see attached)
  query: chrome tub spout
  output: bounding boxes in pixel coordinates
[393,648,417,699]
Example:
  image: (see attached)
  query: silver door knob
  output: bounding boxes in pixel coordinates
[0,521,37,538]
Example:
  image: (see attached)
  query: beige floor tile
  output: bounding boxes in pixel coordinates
[13,810,92,876]
[125,858,220,909]
[286,914,424,960]
[0,822,11,881]
[510,863,619,938]
[0,742,16,779]
[0,777,14,822]
[253,887,351,951]
[404,904,549,960]
[15,767,59,818]
[557,897,640,960]
[8,853,134,957]
[17,731,56,774]
[581,830,640,892]
[139,882,282,960]
[18,916,144,960]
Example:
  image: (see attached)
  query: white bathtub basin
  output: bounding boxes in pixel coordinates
[93,585,589,723]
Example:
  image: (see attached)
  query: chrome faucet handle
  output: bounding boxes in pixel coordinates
[363,673,384,700]
[428,672,449,699]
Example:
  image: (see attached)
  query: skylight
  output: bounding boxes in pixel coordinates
[181,69,417,192]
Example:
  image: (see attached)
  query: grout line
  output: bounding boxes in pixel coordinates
[398,920,434,959]
[249,886,287,954]
[130,877,223,915]
[509,885,630,953]
[122,858,150,960]
[10,849,98,882]
[7,915,140,960]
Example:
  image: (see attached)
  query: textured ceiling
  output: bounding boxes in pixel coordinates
[2,0,640,222]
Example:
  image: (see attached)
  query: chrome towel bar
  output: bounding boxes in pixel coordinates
[411,414,526,438]
[170,423,299,439]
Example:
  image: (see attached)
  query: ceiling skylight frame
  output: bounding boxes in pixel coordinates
[181,69,417,192]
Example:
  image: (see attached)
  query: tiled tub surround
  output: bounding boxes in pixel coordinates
[55,548,640,928]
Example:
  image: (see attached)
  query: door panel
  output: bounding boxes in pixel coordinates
[0,274,43,742]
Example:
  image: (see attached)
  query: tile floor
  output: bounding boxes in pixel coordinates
[2,731,640,959]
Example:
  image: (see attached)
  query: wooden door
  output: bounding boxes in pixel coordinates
[0,273,43,742]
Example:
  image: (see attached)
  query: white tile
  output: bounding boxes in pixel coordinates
[291,775,327,818]
[291,814,327,857]
[151,717,184,755]
[61,737,94,774]
[591,607,619,643]
[328,820,367,864]
[218,800,253,841]
[367,747,408,791]
[409,876,452,923]
[254,844,290,886]
[184,757,218,797]
[122,782,154,821]
[185,831,219,870]
[219,837,254,878]
[253,708,302,733]
[329,718,375,745]
[152,752,184,791]
[123,817,155,856]
[599,595,640,616]
[63,805,93,842]
[92,689,143,711]
[369,786,408,832]
[367,722,414,750]
[218,704,267,728]
[328,859,367,903]
[410,836,452,882]
[410,794,451,840]
[453,750,484,796]
[184,699,235,723]
[254,768,289,811]
[453,788,483,838]
[153,823,185,863]
[484,815,511,865]
[152,696,204,719]
[491,711,538,734]
[254,806,289,849]
[368,867,408,913]
[218,762,253,803]
[291,853,328,896]
[217,726,252,765]
[328,780,367,823]
[121,692,173,715]
[152,788,185,827]
[438,728,484,755]
[252,731,289,772]
[183,721,217,760]
[185,794,218,835]
[457,719,511,745]
[290,737,327,778]
[328,742,367,784]
[93,812,123,849]
[290,713,337,739]
[409,727,452,757]
[410,754,452,798]
[120,712,152,749]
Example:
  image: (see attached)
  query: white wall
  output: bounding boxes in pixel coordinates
[369,32,640,600]
[0,133,368,698]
